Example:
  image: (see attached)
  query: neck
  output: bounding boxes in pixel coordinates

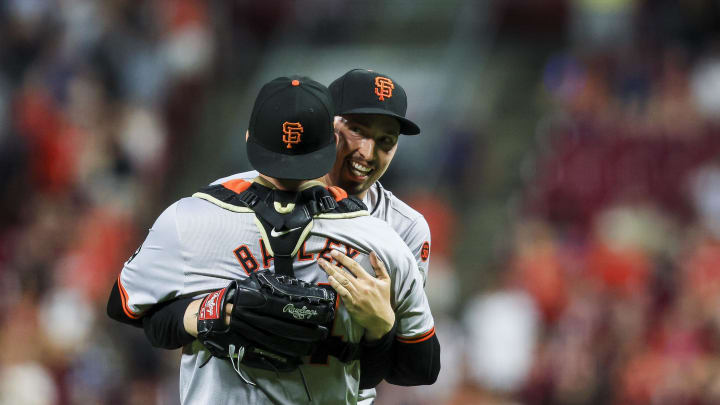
[355,188,370,200]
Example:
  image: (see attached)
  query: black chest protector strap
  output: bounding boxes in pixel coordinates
[196,181,366,277]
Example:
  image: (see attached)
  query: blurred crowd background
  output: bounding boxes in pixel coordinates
[2,0,720,404]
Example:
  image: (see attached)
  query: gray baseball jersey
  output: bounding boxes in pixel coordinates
[212,171,432,405]
[118,180,434,404]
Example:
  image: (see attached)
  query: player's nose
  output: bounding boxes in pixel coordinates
[357,138,375,160]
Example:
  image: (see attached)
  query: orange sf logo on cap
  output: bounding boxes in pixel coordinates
[374,76,394,101]
[282,122,303,149]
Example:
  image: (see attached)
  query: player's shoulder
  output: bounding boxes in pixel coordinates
[347,213,396,232]
[373,183,423,221]
[168,195,222,223]
[209,170,259,186]
[373,183,430,234]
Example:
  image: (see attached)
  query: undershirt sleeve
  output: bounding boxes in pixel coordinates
[142,297,196,349]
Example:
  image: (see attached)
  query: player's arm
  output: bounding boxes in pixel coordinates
[107,280,144,327]
[402,216,431,286]
[107,266,199,348]
[386,328,440,385]
[384,247,439,385]
[142,294,232,349]
[107,202,188,333]
[319,250,397,388]
[140,296,197,349]
[319,250,440,387]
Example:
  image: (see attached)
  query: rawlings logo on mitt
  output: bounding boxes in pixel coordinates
[283,304,319,320]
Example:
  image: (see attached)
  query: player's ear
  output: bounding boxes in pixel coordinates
[245,130,249,141]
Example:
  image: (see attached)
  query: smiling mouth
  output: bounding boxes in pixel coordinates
[349,161,373,178]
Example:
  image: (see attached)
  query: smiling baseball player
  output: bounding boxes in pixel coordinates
[107,76,439,404]
[133,69,436,404]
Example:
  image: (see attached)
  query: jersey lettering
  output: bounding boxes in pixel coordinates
[319,238,344,264]
[259,239,273,268]
[234,245,259,274]
[297,241,314,261]
[345,245,360,260]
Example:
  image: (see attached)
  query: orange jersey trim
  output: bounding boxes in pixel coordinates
[117,275,142,319]
[327,186,348,202]
[396,327,435,344]
[222,179,252,194]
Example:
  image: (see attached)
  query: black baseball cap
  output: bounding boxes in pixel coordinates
[329,69,421,135]
[246,76,336,180]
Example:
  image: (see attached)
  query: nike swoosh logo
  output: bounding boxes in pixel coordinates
[270,227,302,237]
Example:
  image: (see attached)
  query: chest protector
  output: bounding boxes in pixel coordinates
[194,178,368,278]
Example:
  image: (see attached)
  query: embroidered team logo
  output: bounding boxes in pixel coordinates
[282,121,303,149]
[421,241,430,262]
[374,76,394,101]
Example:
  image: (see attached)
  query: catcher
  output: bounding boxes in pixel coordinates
[107,76,439,404]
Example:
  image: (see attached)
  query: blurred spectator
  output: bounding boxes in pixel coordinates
[464,290,539,394]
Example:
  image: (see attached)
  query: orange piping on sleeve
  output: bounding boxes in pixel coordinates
[117,275,142,319]
[396,327,435,344]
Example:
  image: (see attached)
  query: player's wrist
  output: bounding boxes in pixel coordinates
[365,316,396,342]
[183,299,203,337]
[365,313,395,341]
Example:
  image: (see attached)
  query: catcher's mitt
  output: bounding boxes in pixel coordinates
[197,270,336,372]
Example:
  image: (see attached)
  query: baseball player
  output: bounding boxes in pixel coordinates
[138,69,435,403]
[107,76,439,404]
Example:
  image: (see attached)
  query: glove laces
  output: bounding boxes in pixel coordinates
[228,344,256,386]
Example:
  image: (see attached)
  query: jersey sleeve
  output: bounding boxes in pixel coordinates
[388,246,435,342]
[400,216,431,287]
[117,202,188,318]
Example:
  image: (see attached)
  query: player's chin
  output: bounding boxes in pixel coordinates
[339,174,368,196]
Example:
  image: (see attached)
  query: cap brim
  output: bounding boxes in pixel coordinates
[246,139,337,180]
[337,107,420,135]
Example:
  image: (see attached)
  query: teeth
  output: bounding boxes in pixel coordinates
[350,162,372,174]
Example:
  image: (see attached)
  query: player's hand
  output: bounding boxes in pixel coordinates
[318,250,395,341]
